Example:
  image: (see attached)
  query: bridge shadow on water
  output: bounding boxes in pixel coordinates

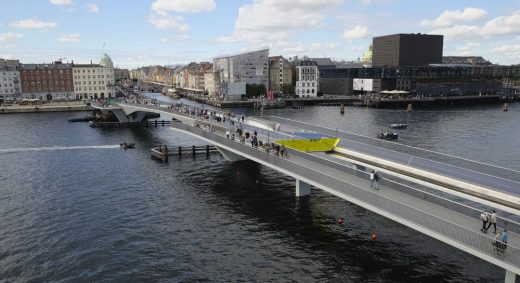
[175,158,502,282]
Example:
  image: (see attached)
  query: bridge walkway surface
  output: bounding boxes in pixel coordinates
[265,116,520,199]
[170,120,520,274]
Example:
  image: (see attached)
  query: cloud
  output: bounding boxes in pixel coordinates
[218,0,343,46]
[0,32,23,42]
[151,0,215,13]
[421,7,486,27]
[160,34,189,42]
[86,3,99,13]
[343,25,369,41]
[10,19,58,29]
[455,42,481,55]
[350,46,364,52]
[58,34,80,42]
[430,25,480,39]
[481,11,520,36]
[49,0,73,6]
[148,13,190,31]
[493,43,520,58]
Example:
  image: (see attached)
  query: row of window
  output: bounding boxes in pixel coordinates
[73,69,108,73]
[74,81,107,85]
[74,75,107,79]
[24,70,70,74]
[0,89,16,93]
[26,87,69,92]
[75,86,107,91]
[300,67,316,74]
[24,81,70,86]
[2,84,14,87]
[296,88,316,94]
[298,82,315,87]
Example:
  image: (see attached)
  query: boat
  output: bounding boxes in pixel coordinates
[389,123,407,129]
[377,132,398,140]
[121,142,135,149]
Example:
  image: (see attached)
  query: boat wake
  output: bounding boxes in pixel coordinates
[0,145,121,154]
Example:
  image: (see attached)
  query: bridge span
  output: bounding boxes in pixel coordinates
[92,100,520,282]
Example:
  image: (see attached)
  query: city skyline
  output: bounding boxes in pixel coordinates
[1,0,520,68]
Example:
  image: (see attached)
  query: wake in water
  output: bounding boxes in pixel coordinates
[0,145,121,154]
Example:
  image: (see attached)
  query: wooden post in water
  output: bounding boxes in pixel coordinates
[178,146,182,157]
[192,145,196,157]
[206,145,210,156]
[406,103,413,112]
[164,145,168,162]
[154,120,158,127]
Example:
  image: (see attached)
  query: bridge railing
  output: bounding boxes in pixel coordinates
[172,121,520,270]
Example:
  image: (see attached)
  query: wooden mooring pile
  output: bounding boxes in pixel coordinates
[151,145,218,162]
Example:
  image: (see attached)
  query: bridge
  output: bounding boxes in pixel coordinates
[91,100,520,282]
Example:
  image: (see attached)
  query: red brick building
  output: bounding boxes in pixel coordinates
[20,62,74,101]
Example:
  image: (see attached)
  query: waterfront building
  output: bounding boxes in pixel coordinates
[319,65,520,97]
[20,62,74,101]
[295,60,319,97]
[268,56,293,93]
[0,63,21,102]
[442,56,492,66]
[204,70,216,95]
[72,54,115,100]
[213,49,269,100]
[372,33,443,67]
[114,68,130,81]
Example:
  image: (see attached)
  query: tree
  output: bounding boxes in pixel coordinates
[246,83,266,98]
[281,84,295,96]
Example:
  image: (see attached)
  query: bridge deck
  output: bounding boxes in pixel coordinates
[170,121,520,273]
[265,116,520,198]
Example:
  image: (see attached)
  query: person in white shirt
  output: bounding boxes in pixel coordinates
[480,211,489,233]
[486,210,497,233]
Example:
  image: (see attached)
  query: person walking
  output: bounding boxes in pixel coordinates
[480,210,489,233]
[370,171,379,190]
[501,229,509,253]
[486,210,497,233]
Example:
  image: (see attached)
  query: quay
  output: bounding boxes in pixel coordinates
[88,119,172,127]
[0,102,93,114]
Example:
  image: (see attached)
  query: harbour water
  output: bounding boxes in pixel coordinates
[0,94,518,282]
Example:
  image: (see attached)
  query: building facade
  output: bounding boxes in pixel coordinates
[20,62,74,101]
[0,64,21,101]
[213,49,269,100]
[268,56,293,92]
[296,60,319,97]
[72,54,115,100]
[318,65,520,97]
[204,71,216,95]
[372,33,443,67]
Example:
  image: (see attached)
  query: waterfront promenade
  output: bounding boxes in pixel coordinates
[0,101,93,114]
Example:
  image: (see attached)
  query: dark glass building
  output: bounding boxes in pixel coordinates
[372,33,444,67]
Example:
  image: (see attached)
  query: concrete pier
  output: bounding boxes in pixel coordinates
[505,270,516,283]
[295,179,311,197]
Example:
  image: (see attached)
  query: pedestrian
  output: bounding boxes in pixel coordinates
[370,171,379,190]
[494,230,503,254]
[480,210,489,233]
[501,229,509,253]
[486,210,497,233]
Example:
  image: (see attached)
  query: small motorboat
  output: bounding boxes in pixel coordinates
[389,123,407,129]
[121,142,135,149]
[377,132,398,140]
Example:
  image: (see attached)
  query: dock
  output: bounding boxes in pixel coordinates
[151,145,218,162]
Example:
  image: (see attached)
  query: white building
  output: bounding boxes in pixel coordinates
[0,65,21,101]
[213,49,269,100]
[72,53,115,100]
[204,71,216,95]
[296,60,319,97]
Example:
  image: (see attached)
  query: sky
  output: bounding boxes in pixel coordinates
[1,0,520,68]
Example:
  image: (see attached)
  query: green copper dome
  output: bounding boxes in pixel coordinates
[99,53,113,68]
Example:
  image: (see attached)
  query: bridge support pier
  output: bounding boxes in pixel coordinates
[295,179,311,197]
[505,269,516,283]
[216,147,247,162]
